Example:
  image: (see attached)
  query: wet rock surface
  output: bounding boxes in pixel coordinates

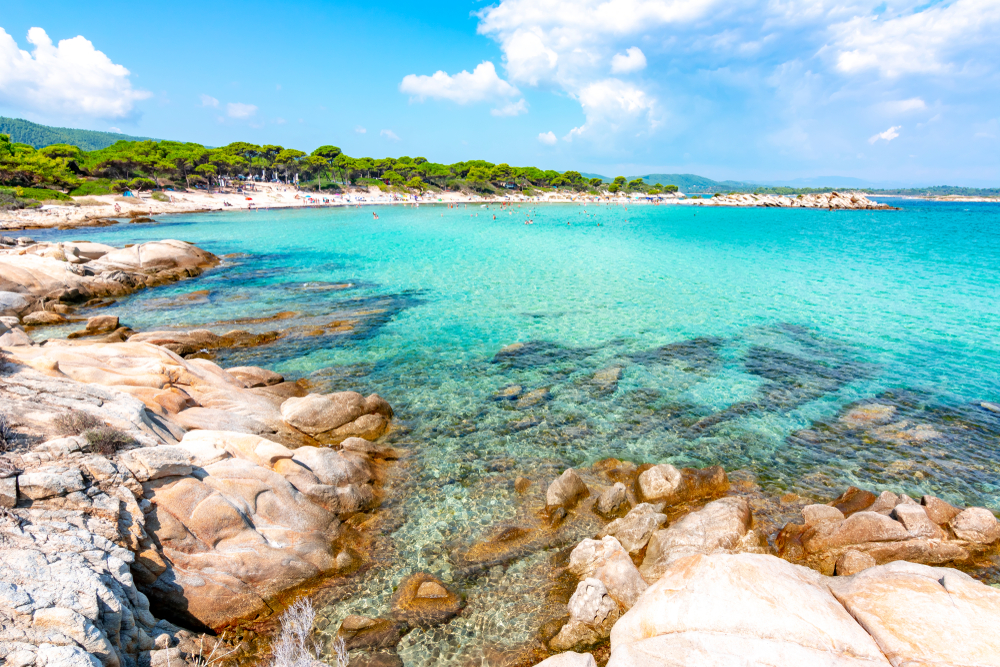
[389,573,463,628]
[777,485,1000,575]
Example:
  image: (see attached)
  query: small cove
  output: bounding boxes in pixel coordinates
[32,198,1000,664]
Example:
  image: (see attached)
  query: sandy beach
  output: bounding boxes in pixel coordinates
[0,183,684,231]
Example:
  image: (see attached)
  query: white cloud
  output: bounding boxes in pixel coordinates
[569,78,658,139]
[869,125,901,144]
[830,0,1000,78]
[502,31,559,86]
[108,126,121,133]
[0,27,150,118]
[200,94,219,107]
[226,102,257,118]
[611,47,647,73]
[381,129,401,141]
[274,117,286,125]
[879,98,926,114]
[400,61,520,104]
[355,126,367,134]
[538,130,557,145]
[491,98,529,116]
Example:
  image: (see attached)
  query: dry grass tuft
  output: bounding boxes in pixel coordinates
[53,410,104,436]
[267,599,333,667]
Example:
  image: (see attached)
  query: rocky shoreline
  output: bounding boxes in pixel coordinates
[693,191,896,209]
[2,237,999,667]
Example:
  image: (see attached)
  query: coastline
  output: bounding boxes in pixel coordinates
[2,233,1000,667]
[0,183,934,232]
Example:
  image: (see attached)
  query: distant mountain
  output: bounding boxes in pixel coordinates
[580,172,610,181]
[0,117,157,151]
[634,173,759,192]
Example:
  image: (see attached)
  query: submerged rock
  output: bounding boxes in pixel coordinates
[389,572,463,627]
[637,464,728,506]
[336,615,408,650]
[546,468,589,510]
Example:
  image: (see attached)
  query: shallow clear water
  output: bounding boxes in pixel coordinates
[33,198,1000,663]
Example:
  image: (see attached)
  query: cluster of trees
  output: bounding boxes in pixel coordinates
[0,134,684,197]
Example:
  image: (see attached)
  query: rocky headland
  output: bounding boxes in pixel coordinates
[693,191,896,209]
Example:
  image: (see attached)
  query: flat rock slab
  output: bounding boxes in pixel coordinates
[389,572,463,628]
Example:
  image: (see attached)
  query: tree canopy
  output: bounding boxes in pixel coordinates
[0,132,672,197]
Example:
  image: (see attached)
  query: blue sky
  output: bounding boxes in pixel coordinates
[1,0,998,185]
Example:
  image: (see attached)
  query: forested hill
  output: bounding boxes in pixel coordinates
[635,173,760,193]
[0,117,156,151]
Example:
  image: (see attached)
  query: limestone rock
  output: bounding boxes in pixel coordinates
[920,495,961,525]
[608,554,891,667]
[835,550,876,576]
[801,504,845,526]
[120,446,195,482]
[637,464,728,506]
[550,578,620,651]
[336,615,407,650]
[546,468,589,510]
[891,504,943,539]
[23,311,67,326]
[17,467,86,499]
[829,486,878,517]
[569,536,648,610]
[637,464,680,502]
[596,482,627,516]
[600,503,667,555]
[389,573,462,627]
[86,315,120,334]
[802,512,909,553]
[949,507,1000,545]
[0,290,30,316]
[0,476,16,507]
[639,497,753,584]
[829,561,1000,666]
[534,652,597,667]
[226,365,284,388]
[280,391,392,442]
[778,488,990,575]
[141,454,347,628]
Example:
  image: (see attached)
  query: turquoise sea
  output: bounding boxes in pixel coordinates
[34,198,1000,663]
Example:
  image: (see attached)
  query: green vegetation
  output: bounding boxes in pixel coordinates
[0,131,647,199]
[0,117,156,151]
[5,118,991,201]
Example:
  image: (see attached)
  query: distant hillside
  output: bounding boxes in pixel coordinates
[635,173,762,193]
[0,117,157,151]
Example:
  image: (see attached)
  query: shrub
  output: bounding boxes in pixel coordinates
[75,197,103,206]
[0,413,13,452]
[267,599,328,667]
[111,180,131,193]
[129,178,157,192]
[69,179,114,196]
[82,426,136,456]
[0,186,71,201]
[53,410,104,435]
[150,191,169,202]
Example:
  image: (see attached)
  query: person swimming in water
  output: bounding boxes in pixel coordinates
[373,211,379,220]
